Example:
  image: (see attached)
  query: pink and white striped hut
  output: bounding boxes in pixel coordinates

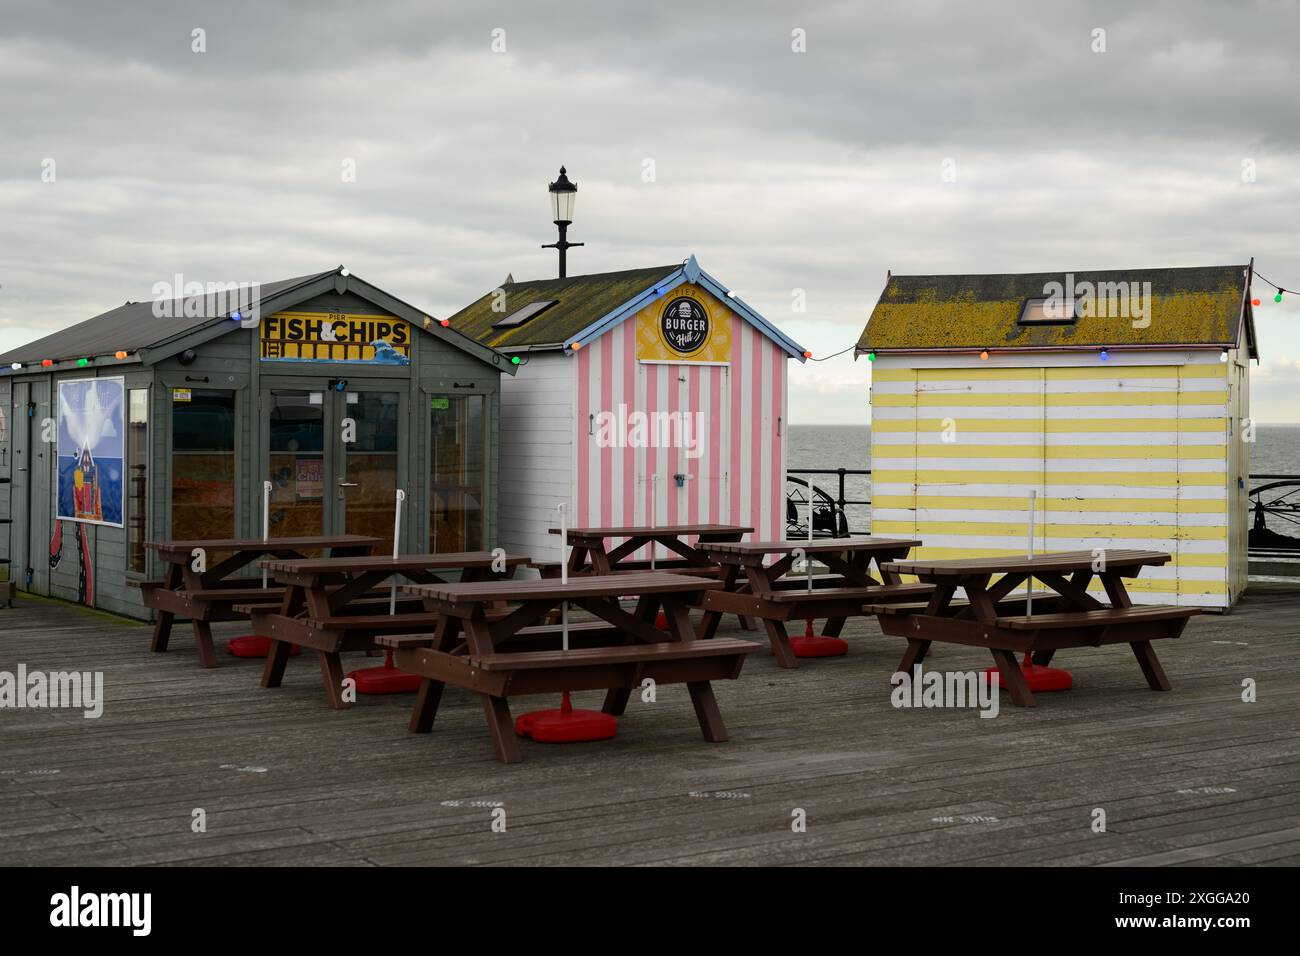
[446,255,807,566]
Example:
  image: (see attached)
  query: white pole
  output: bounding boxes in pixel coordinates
[807,492,814,592]
[558,502,569,651]
[649,473,658,570]
[1026,489,1037,617]
[389,489,405,615]
[262,480,272,588]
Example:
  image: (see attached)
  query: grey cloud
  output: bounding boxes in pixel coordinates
[1,0,1298,421]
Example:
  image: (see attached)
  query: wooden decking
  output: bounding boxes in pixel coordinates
[3,585,1299,866]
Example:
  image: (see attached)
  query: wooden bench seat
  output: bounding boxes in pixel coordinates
[131,577,278,592]
[376,620,620,651]
[471,638,758,671]
[866,599,969,616]
[529,560,721,579]
[770,574,862,589]
[769,583,933,603]
[995,606,1199,630]
[179,586,288,603]
[256,611,446,631]
[865,590,1062,616]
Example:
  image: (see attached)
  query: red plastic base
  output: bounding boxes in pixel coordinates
[227,635,300,658]
[348,651,421,695]
[654,611,670,630]
[986,658,1074,693]
[790,635,850,658]
[516,691,619,743]
[790,620,848,658]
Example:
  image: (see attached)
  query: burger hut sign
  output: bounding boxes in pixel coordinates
[661,296,709,354]
[635,283,731,362]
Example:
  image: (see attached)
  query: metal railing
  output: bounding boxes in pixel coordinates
[787,468,1300,560]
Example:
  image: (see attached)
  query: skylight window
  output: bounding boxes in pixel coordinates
[1018,295,1081,325]
[493,300,558,328]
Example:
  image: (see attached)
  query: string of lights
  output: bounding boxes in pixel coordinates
[808,269,1294,364]
[1251,270,1290,305]
[6,268,1292,372]
[807,344,857,362]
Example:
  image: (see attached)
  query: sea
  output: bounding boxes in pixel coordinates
[788,424,1300,536]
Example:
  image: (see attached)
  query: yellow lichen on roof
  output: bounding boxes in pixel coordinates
[860,281,1243,351]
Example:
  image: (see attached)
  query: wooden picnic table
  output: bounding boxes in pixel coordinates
[382,571,761,763]
[241,552,529,709]
[540,522,758,630]
[547,523,754,575]
[137,535,381,668]
[872,549,1200,707]
[696,537,929,667]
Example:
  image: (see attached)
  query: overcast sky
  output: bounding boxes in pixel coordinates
[2,0,1298,422]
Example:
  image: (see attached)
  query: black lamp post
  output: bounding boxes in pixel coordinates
[542,166,583,278]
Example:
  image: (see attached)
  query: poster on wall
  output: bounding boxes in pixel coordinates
[56,377,125,528]
[295,458,324,500]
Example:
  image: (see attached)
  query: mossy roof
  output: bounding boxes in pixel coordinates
[446,265,682,350]
[857,265,1257,359]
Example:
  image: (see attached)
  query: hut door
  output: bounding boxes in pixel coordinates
[263,386,402,551]
[7,382,32,590]
[28,378,53,595]
[635,362,730,559]
[428,393,487,553]
[674,364,728,526]
[265,389,328,539]
[336,389,401,553]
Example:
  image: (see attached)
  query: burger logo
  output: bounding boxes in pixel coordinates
[660,297,709,355]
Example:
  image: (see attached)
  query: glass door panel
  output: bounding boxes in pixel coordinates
[267,390,325,538]
[430,394,485,553]
[342,391,399,551]
[172,389,236,539]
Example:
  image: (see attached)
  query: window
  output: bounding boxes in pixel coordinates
[430,394,486,552]
[126,388,148,572]
[171,389,236,540]
[267,390,325,537]
[1019,296,1082,325]
[343,391,400,551]
[492,300,557,328]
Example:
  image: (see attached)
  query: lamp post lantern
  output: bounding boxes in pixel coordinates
[542,166,584,278]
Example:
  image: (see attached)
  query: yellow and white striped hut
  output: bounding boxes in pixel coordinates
[857,264,1258,609]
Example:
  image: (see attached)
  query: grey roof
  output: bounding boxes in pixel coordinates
[0,271,335,366]
[0,268,513,373]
